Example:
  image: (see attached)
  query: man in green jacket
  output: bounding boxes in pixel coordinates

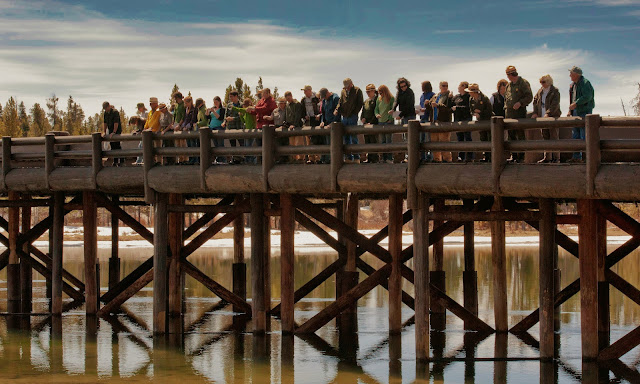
[504,65,533,162]
[335,78,364,162]
[284,91,305,163]
[468,83,493,162]
[567,66,595,162]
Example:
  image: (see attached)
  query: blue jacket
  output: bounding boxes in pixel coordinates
[321,93,340,125]
[569,76,595,116]
[420,91,435,123]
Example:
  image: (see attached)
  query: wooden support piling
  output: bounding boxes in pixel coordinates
[430,198,446,328]
[388,193,403,334]
[7,190,20,313]
[462,199,478,327]
[109,195,120,290]
[414,192,430,361]
[280,194,295,333]
[539,198,556,360]
[83,191,99,315]
[168,193,184,318]
[51,192,65,315]
[491,197,508,332]
[233,194,247,312]
[153,192,169,334]
[251,193,268,333]
[339,194,359,332]
[597,205,610,351]
[578,199,600,360]
[20,194,32,314]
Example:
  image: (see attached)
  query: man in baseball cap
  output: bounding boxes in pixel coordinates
[504,65,533,162]
[567,66,595,162]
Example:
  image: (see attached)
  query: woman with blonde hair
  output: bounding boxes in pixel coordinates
[375,84,395,163]
[532,74,561,162]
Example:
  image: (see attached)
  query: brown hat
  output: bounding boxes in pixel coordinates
[149,97,159,103]
[465,83,480,93]
[158,103,167,110]
[505,66,517,75]
[365,83,376,92]
[136,102,147,110]
[301,85,312,91]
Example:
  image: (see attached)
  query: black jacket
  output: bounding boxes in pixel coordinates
[393,88,416,119]
[452,93,472,122]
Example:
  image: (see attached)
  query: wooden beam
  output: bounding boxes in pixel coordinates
[51,191,64,315]
[168,193,183,317]
[606,270,640,307]
[463,198,478,328]
[294,211,346,254]
[356,258,414,309]
[7,190,20,313]
[19,250,84,302]
[153,192,169,334]
[233,194,246,313]
[413,192,430,360]
[96,193,154,243]
[83,191,98,315]
[20,194,32,313]
[430,285,495,333]
[181,260,251,314]
[539,198,556,360]
[98,269,154,316]
[109,195,120,290]
[491,197,508,332]
[251,193,267,333]
[388,193,403,334]
[182,196,236,239]
[598,325,640,361]
[280,194,295,333]
[578,199,600,360]
[101,257,152,304]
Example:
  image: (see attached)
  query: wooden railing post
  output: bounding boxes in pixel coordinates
[261,125,275,192]
[91,132,102,189]
[585,114,601,197]
[142,130,154,204]
[330,122,344,192]
[491,116,505,195]
[2,137,12,190]
[199,127,211,191]
[45,133,55,190]
[407,120,420,209]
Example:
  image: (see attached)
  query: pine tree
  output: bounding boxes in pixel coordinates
[19,101,30,137]
[242,84,252,101]
[224,85,233,105]
[273,87,280,100]
[171,84,180,102]
[255,77,264,101]
[119,107,129,133]
[632,82,640,115]
[30,103,50,136]
[46,94,61,130]
[0,104,3,120]
[3,97,20,137]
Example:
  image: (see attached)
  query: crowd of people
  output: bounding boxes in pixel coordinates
[100,65,595,167]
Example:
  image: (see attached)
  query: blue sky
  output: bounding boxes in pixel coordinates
[1,0,639,118]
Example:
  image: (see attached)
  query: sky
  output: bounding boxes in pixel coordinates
[1,0,640,120]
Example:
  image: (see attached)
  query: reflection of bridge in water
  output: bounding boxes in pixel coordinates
[2,115,640,382]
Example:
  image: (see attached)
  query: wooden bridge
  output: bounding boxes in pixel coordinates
[2,114,640,381]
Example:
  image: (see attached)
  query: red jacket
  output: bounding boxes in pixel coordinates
[251,96,277,128]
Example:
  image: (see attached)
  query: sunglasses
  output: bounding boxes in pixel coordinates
[540,81,547,84]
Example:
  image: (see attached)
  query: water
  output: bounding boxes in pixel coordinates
[1,243,639,383]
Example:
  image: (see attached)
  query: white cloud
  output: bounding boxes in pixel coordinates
[0,1,635,119]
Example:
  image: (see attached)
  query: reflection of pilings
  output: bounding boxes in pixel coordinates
[388,333,401,383]
[85,315,98,376]
[50,315,63,374]
[493,332,508,383]
[281,334,294,384]
[252,334,271,384]
[233,319,246,383]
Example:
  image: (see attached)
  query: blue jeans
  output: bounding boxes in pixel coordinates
[380,130,393,162]
[420,132,432,161]
[572,110,589,159]
[342,115,359,160]
[456,131,473,161]
[245,137,257,164]
[212,127,226,163]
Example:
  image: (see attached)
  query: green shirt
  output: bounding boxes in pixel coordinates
[173,101,185,124]
[196,105,208,127]
[233,107,257,130]
[375,96,395,123]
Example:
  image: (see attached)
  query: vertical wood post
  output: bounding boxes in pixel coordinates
[45,133,55,189]
[251,193,267,333]
[262,195,271,323]
[585,114,601,197]
[330,122,344,192]
[153,192,169,334]
[406,120,420,208]
[142,130,154,204]
[539,198,556,360]
[233,195,247,312]
[280,194,295,333]
[83,191,99,315]
[20,194,32,313]
[338,193,359,332]
[491,197,508,332]
[91,132,103,189]
[168,193,184,318]
[261,125,275,191]
[491,116,505,195]
[414,192,430,361]
[463,199,478,327]
[1,136,11,190]
[109,195,120,290]
[578,199,599,360]
[7,190,21,313]
[336,199,346,300]
[51,192,65,315]
[199,127,211,190]
[596,203,609,350]
[389,193,403,334]
[430,199,446,327]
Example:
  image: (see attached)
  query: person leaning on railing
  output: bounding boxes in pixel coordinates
[191,97,207,165]
[419,81,435,163]
[223,91,244,164]
[490,79,508,118]
[102,101,124,167]
[426,81,454,163]
[284,91,305,164]
[392,77,416,162]
[361,84,379,163]
[468,83,493,162]
[158,103,175,165]
[504,65,533,163]
[265,97,289,163]
[206,96,226,164]
[319,87,340,164]
[567,66,595,163]
[335,78,364,163]
[300,85,322,164]
[233,98,257,164]
[375,84,395,164]
[453,81,473,162]
[531,74,562,163]
[171,92,187,164]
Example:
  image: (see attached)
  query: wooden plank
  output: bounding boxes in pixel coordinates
[96,193,154,243]
[7,190,20,313]
[491,116,505,194]
[330,122,344,191]
[388,193,403,333]
[585,114,601,196]
[182,195,236,239]
[101,257,153,304]
[413,192,430,360]
[578,199,600,360]
[20,251,84,302]
[607,270,640,306]
[463,199,477,326]
[98,269,154,316]
[251,193,267,333]
[233,195,245,264]
[168,193,183,317]
[406,120,420,208]
[539,198,556,360]
[280,194,295,333]
[598,325,640,361]
[294,211,346,254]
[199,127,211,190]
[153,192,168,334]
[181,260,251,314]
[430,285,494,333]
[20,194,32,313]
[356,258,414,309]
[261,125,275,191]
[295,264,392,334]
[109,195,120,290]
[83,191,98,315]
[51,191,64,315]
[491,197,508,332]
